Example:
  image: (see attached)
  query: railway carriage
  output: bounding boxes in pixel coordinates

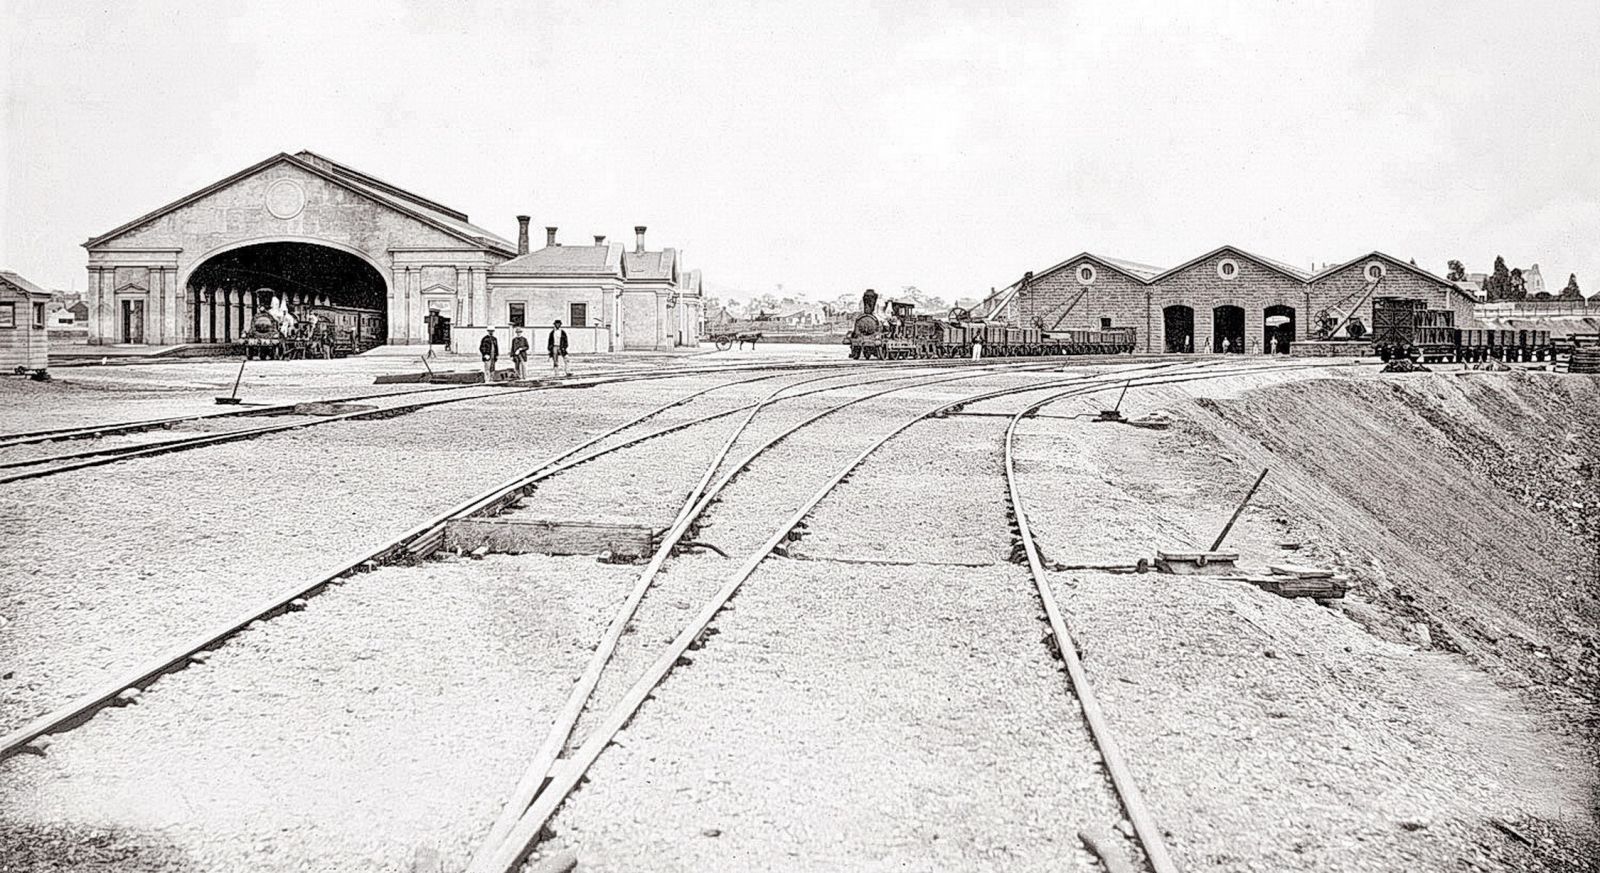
[846,302,1136,360]
[1370,296,1552,363]
[241,304,385,359]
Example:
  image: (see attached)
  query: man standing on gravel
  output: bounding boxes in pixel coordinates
[548,318,570,376]
[510,327,529,380]
[479,327,499,383]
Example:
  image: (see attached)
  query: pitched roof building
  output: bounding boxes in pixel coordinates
[992,245,1477,354]
[82,150,702,351]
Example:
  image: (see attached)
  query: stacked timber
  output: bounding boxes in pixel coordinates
[1247,564,1350,599]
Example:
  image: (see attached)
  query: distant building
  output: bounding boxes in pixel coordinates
[990,246,1478,354]
[0,270,51,370]
[485,224,703,352]
[1524,263,1548,297]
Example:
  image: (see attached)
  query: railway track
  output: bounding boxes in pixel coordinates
[1,356,1352,871]
[470,357,1353,873]
[0,354,1108,483]
[0,358,1061,757]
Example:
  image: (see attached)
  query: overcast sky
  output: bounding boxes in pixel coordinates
[3,0,1597,301]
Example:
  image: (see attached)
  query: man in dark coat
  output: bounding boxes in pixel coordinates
[548,318,570,376]
[479,327,499,383]
[510,327,530,380]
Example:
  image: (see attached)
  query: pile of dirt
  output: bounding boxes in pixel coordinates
[1186,371,1600,729]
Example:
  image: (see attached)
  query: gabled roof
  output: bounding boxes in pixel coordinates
[1150,245,1311,283]
[622,248,678,281]
[491,242,623,276]
[1034,251,1165,284]
[1307,251,1452,287]
[0,270,51,297]
[1309,251,1477,304]
[85,151,515,255]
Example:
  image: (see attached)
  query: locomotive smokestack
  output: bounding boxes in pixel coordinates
[546,226,558,247]
[516,216,530,255]
[594,235,606,246]
[635,226,647,253]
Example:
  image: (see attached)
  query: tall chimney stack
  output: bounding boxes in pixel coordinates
[634,226,647,253]
[546,226,558,247]
[594,235,606,246]
[516,215,530,255]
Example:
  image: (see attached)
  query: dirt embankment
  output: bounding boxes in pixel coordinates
[1191,371,1600,713]
[1186,370,1599,863]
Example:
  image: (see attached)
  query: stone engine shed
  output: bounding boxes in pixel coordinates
[996,245,1478,354]
[82,151,701,351]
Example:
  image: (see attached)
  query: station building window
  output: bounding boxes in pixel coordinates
[1217,258,1240,279]
[569,302,588,327]
[32,302,45,329]
[1365,262,1386,281]
[0,303,14,328]
[508,302,526,327]
[1101,317,1112,328]
[1077,264,1097,285]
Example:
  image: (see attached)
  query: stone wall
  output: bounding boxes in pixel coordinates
[1015,259,1150,342]
[86,159,506,345]
[1150,254,1309,353]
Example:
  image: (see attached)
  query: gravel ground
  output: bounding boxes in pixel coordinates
[0,553,638,873]
[0,372,738,735]
[542,411,1128,872]
[1013,370,1599,871]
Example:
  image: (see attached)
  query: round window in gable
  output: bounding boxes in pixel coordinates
[1076,264,1097,285]
[1217,258,1240,280]
[1365,261,1386,281]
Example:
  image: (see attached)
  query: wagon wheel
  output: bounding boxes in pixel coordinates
[715,338,733,351]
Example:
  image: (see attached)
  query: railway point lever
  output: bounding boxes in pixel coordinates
[215,356,247,405]
[1211,468,1270,552]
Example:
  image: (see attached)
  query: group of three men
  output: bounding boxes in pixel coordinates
[478,321,570,383]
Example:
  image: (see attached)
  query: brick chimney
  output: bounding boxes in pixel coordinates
[634,226,647,253]
[546,226,558,247]
[594,235,606,246]
[516,216,530,255]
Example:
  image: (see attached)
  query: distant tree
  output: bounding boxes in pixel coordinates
[1446,260,1466,281]
[831,292,860,315]
[1561,273,1583,300]
[1509,267,1527,300]
[1485,256,1512,301]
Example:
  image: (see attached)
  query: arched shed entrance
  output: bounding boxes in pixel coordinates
[184,241,388,345]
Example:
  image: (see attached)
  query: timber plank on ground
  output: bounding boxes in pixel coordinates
[444,518,655,560]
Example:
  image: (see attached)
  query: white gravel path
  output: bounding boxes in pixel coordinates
[1011,370,1597,871]
[0,553,638,873]
[0,375,730,735]
[541,412,1128,872]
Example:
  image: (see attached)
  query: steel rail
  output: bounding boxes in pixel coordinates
[0,360,1011,758]
[0,358,971,483]
[0,350,1173,447]
[475,357,1356,872]
[466,362,1201,871]
[0,366,816,759]
[464,360,1081,868]
[468,365,1191,873]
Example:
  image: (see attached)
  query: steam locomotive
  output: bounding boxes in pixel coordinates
[241,304,385,359]
[847,299,1137,360]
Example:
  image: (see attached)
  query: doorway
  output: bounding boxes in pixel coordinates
[1213,305,1244,353]
[120,299,145,344]
[1264,305,1296,354]
[1162,305,1194,353]
[428,309,452,346]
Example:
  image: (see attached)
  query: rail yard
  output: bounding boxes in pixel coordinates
[0,343,1594,873]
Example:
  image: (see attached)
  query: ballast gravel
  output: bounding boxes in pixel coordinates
[0,373,731,735]
[0,553,638,873]
[540,404,1131,871]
